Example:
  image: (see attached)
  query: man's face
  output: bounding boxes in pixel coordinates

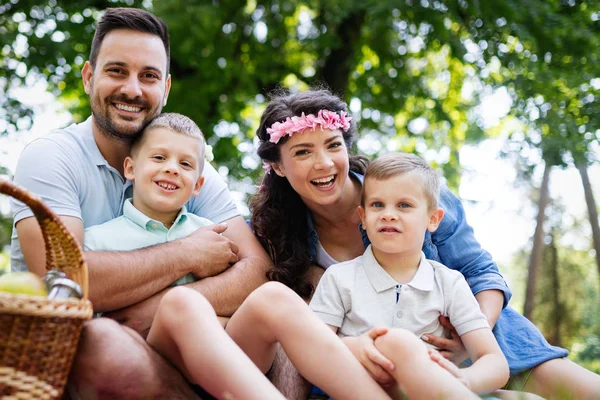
[82,28,171,142]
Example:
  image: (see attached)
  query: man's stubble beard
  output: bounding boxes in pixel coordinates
[89,83,163,145]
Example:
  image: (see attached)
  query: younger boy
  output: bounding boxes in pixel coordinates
[84,113,212,287]
[310,152,510,398]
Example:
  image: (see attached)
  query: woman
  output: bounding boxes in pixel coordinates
[250,89,600,399]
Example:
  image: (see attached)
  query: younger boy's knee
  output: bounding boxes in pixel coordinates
[374,328,427,360]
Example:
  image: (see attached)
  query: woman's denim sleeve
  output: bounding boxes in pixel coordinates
[431,186,512,308]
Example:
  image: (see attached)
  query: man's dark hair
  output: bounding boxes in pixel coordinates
[89,8,170,75]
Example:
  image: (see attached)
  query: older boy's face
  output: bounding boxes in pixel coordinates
[82,29,171,142]
[358,173,442,263]
[124,128,204,224]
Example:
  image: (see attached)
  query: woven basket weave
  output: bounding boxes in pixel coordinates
[0,179,93,400]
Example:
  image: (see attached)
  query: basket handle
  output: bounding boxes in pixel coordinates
[0,179,88,299]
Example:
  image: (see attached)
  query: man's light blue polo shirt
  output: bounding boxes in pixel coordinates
[10,117,239,271]
[84,198,213,286]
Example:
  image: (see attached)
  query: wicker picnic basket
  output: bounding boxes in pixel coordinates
[0,179,93,400]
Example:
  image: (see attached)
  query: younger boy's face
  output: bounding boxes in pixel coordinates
[358,172,443,261]
[124,127,204,223]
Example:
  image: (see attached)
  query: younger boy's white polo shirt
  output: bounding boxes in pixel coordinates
[309,245,489,348]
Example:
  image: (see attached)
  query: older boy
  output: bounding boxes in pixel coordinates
[84,113,211,289]
[310,152,510,398]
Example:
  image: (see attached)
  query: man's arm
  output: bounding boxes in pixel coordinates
[84,221,240,312]
[16,215,222,309]
[104,216,272,334]
[16,215,85,277]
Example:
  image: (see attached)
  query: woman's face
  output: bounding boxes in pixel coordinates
[273,128,350,208]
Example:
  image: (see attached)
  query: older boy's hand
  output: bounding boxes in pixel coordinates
[180,223,239,278]
[422,316,469,365]
[343,327,396,387]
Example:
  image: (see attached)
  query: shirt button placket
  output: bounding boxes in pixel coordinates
[395,285,403,319]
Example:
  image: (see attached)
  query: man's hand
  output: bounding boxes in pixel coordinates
[428,348,471,389]
[181,223,239,279]
[422,316,468,365]
[342,327,396,387]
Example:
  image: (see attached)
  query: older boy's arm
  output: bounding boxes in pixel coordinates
[105,216,271,335]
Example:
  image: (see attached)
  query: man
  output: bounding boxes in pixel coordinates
[10,7,271,399]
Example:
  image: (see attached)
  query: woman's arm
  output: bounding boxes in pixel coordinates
[432,186,512,308]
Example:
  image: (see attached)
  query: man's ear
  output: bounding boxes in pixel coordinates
[427,208,445,233]
[82,61,93,95]
[272,163,285,177]
[163,74,171,107]
[124,156,135,181]
[192,176,205,196]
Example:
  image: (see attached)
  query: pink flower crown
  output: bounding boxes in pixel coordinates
[266,109,352,144]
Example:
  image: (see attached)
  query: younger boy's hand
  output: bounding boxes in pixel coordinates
[343,327,396,387]
[428,349,471,389]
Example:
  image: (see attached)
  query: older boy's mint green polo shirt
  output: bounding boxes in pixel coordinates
[84,198,213,286]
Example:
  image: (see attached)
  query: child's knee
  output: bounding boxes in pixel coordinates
[244,281,303,317]
[159,286,214,318]
[374,328,427,360]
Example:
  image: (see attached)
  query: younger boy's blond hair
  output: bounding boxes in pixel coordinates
[362,152,441,210]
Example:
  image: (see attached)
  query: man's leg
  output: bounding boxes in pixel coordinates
[267,346,312,400]
[69,318,199,400]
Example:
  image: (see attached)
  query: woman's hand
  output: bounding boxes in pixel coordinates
[422,316,469,365]
[343,327,396,387]
[428,348,471,389]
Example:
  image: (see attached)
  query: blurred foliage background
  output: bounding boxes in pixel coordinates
[0,0,599,370]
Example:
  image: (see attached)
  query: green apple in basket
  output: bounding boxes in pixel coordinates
[0,271,48,296]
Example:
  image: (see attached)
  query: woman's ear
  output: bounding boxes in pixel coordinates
[272,163,285,177]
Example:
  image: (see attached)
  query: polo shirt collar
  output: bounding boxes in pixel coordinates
[122,198,188,230]
[79,117,109,167]
[363,245,434,292]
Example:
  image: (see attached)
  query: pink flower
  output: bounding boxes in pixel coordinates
[266,109,353,144]
[262,161,273,174]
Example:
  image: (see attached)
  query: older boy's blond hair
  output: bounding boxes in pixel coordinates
[363,152,441,210]
[131,113,206,173]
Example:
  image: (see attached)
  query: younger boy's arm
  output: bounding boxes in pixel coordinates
[431,328,509,394]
